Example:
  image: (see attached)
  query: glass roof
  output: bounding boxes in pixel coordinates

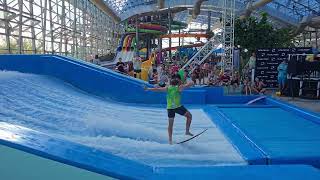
[103,0,320,26]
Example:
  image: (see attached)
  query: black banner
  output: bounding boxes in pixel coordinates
[255,47,313,88]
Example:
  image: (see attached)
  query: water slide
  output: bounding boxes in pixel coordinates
[100,34,136,67]
[100,51,135,67]
[160,33,209,39]
[109,25,166,69]
[161,43,205,51]
[102,24,168,68]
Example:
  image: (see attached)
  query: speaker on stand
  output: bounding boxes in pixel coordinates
[287,55,297,99]
[287,54,307,99]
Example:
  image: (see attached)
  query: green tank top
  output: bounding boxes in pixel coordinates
[167,86,181,109]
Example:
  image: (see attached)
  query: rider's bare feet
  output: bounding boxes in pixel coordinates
[169,140,173,145]
[185,132,193,136]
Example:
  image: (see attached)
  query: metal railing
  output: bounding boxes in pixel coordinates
[181,33,222,73]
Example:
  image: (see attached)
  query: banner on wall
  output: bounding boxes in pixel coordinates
[255,47,313,88]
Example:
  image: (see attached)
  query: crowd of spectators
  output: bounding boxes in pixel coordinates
[109,52,268,95]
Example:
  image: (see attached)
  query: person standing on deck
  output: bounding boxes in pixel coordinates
[133,56,142,79]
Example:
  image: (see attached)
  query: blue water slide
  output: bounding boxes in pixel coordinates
[117,34,126,52]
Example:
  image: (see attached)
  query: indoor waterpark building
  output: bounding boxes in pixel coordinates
[0,0,320,179]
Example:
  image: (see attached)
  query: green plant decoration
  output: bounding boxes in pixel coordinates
[235,12,294,72]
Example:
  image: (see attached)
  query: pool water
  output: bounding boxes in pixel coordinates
[0,71,246,167]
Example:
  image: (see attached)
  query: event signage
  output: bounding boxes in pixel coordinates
[255,47,312,88]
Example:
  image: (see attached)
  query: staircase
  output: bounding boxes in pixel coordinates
[181,33,222,72]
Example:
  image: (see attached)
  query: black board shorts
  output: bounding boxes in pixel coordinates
[159,82,166,87]
[167,106,188,118]
[134,69,141,73]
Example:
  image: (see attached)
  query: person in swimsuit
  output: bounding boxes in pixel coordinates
[231,72,240,92]
[242,76,252,95]
[127,61,134,77]
[145,75,194,144]
[133,56,142,79]
[194,66,201,84]
[252,77,266,94]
